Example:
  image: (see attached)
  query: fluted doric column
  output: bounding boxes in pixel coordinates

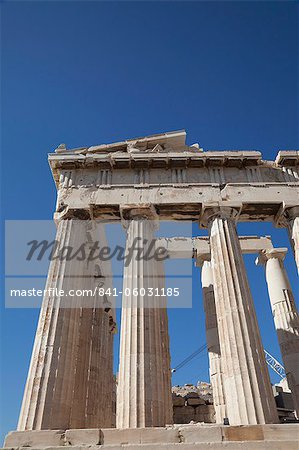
[256,248,299,417]
[200,259,226,423]
[116,207,172,428]
[203,207,278,425]
[284,206,299,276]
[18,219,115,430]
[156,260,173,425]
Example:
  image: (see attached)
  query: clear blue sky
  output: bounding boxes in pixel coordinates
[1,0,298,441]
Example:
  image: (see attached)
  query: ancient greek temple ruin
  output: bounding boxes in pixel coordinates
[4,131,299,449]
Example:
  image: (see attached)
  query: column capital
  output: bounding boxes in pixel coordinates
[200,205,241,228]
[255,248,288,266]
[120,204,159,229]
[54,207,92,223]
[195,253,211,267]
[275,204,299,228]
[285,205,299,220]
[120,204,158,221]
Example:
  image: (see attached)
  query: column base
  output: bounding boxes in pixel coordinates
[3,424,299,449]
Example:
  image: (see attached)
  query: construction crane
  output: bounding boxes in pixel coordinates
[171,344,207,373]
[172,345,286,380]
[264,349,286,379]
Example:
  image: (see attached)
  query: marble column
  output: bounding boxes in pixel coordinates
[204,207,278,425]
[200,259,226,424]
[116,209,172,428]
[256,248,299,417]
[18,219,115,430]
[285,206,299,276]
[156,260,173,425]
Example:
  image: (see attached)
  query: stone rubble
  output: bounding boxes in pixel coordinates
[172,383,215,424]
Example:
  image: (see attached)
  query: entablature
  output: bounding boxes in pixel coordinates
[48,132,299,188]
[54,183,299,223]
[48,131,299,225]
[52,163,299,190]
[49,150,264,186]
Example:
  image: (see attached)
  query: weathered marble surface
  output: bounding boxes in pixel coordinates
[17,220,115,431]
[206,207,278,425]
[116,210,173,428]
[3,424,299,449]
[11,131,298,441]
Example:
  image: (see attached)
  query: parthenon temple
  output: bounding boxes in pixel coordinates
[4,131,299,449]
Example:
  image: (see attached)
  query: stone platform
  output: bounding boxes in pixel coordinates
[3,424,299,450]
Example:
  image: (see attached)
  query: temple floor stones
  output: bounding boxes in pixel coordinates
[3,424,299,449]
